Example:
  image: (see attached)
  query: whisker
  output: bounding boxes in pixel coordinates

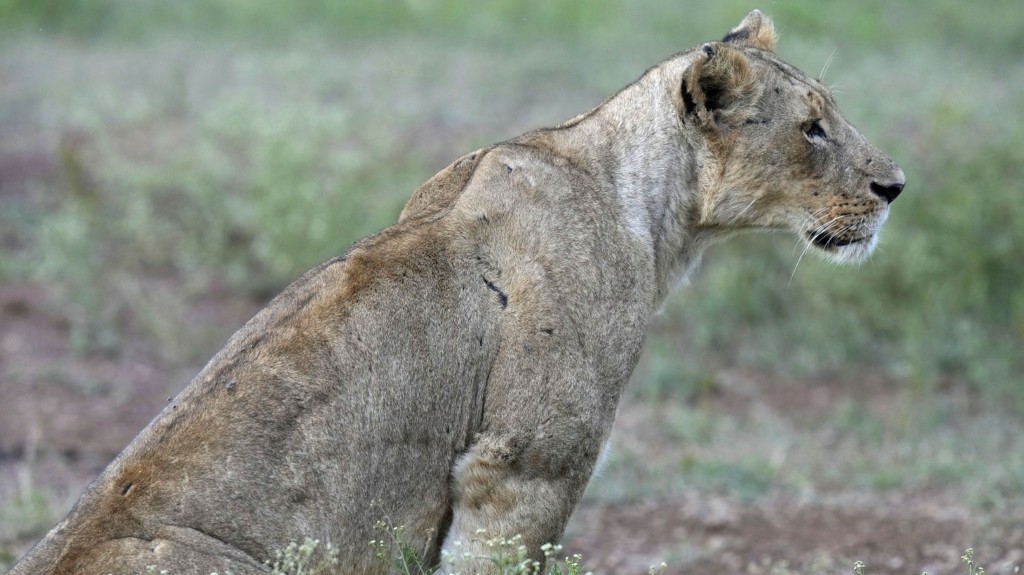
[819,49,838,83]
[810,215,846,241]
[789,213,851,284]
[729,197,760,225]
[792,208,831,256]
[788,238,815,286]
[802,207,831,230]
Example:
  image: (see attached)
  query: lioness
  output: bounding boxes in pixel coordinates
[11,10,904,575]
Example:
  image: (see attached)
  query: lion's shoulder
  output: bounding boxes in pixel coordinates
[399,148,493,220]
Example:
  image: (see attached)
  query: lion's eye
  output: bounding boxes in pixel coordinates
[804,120,827,141]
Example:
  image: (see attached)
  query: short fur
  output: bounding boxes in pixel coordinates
[11,10,904,574]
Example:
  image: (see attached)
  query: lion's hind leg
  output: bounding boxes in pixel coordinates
[71,525,270,575]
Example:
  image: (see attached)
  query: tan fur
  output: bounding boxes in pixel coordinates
[723,9,778,52]
[10,11,903,575]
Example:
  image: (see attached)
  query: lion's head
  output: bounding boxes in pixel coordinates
[685,10,905,264]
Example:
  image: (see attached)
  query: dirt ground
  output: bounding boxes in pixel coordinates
[2,284,1021,574]
[566,491,1020,575]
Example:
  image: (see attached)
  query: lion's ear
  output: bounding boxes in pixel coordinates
[722,9,776,52]
[683,43,757,128]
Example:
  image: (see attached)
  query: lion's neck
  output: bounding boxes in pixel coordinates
[559,61,712,307]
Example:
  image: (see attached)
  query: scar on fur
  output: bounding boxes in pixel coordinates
[481,275,508,308]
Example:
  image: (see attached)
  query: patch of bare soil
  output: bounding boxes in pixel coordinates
[567,494,1020,575]
[0,283,173,460]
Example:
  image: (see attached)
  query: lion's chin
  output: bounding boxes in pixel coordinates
[800,209,889,265]
[808,232,879,265]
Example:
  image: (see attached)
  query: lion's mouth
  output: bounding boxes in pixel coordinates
[806,230,866,250]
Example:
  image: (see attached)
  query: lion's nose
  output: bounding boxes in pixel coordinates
[870,181,903,203]
[869,166,905,204]
[870,166,905,204]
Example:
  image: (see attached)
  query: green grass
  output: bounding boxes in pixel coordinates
[369,520,603,575]
[2,1,1020,402]
[586,390,1024,509]
[0,479,65,568]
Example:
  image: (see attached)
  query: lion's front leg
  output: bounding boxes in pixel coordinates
[438,427,600,574]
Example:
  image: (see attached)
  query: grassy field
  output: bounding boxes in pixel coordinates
[1,1,1022,573]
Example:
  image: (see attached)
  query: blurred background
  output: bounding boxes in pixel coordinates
[1,1,1022,573]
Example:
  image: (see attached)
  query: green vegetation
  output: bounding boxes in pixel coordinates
[0,488,58,566]
[591,398,1024,508]
[2,0,1020,403]
[961,548,986,575]
[378,529,591,575]
[267,539,339,575]
[366,514,597,575]
[854,548,989,575]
